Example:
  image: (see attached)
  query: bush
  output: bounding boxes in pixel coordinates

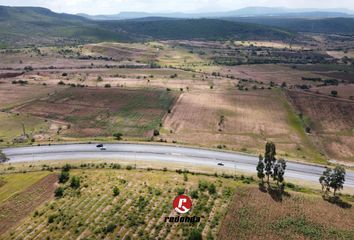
[103,223,116,233]
[113,132,123,140]
[208,183,216,194]
[58,170,70,183]
[188,229,202,240]
[126,165,133,170]
[112,164,121,169]
[62,164,71,172]
[55,187,64,198]
[153,129,160,136]
[48,214,56,224]
[113,186,120,196]
[198,180,208,191]
[70,176,80,189]
[176,187,185,195]
[190,190,199,199]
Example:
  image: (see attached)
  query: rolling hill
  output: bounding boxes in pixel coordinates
[0,6,294,47]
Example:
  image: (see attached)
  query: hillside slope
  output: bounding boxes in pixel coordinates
[0,6,294,47]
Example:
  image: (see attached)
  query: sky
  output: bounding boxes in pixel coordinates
[0,0,353,15]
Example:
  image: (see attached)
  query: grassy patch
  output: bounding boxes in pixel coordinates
[273,216,354,239]
[0,171,50,203]
[0,112,50,145]
[219,186,354,240]
[277,90,327,163]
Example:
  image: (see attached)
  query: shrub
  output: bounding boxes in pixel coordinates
[198,181,208,191]
[190,190,199,199]
[208,183,216,194]
[48,214,56,224]
[70,176,80,189]
[126,165,133,170]
[113,132,123,140]
[188,229,202,240]
[104,84,111,88]
[55,187,64,198]
[176,187,185,195]
[103,223,116,233]
[112,164,121,169]
[58,170,70,183]
[62,164,71,172]
[183,173,188,182]
[113,186,120,196]
[153,129,160,136]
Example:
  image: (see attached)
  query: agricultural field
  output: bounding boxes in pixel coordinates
[1,5,354,240]
[162,89,324,162]
[0,82,61,109]
[287,90,354,162]
[219,186,354,240]
[0,163,352,240]
[0,171,51,203]
[1,167,238,240]
[14,87,177,139]
[0,40,353,165]
[0,172,57,235]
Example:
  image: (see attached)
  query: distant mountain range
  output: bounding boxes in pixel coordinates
[78,7,354,20]
[0,5,354,48]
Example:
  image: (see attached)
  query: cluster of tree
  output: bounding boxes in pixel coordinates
[55,164,81,197]
[319,166,346,197]
[256,142,287,190]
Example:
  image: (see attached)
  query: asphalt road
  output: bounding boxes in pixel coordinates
[3,143,354,188]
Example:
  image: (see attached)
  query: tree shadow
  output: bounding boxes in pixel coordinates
[258,183,267,193]
[323,196,352,209]
[258,183,290,202]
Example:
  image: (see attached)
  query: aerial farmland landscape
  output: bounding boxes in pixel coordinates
[0,1,354,239]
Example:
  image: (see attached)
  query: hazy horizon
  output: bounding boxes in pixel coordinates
[0,0,353,15]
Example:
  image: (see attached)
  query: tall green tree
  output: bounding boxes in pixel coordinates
[272,158,286,186]
[330,166,346,196]
[319,167,332,196]
[256,154,265,184]
[319,166,346,197]
[264,142,276,185]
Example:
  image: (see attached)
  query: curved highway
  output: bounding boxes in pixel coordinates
[3,143,354,188]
